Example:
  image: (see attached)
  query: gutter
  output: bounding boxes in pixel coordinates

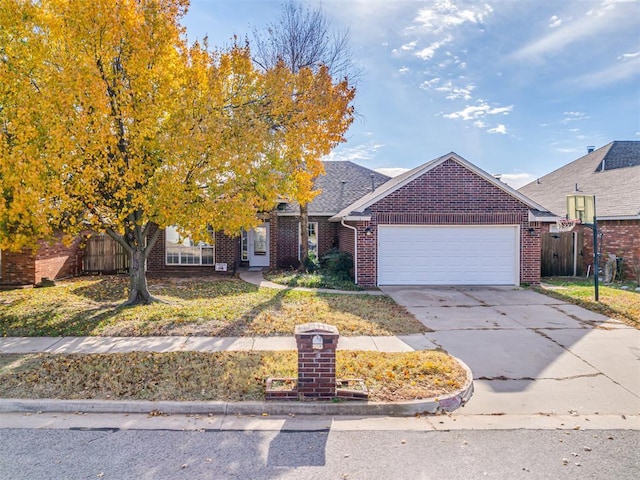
[340,219,358,284]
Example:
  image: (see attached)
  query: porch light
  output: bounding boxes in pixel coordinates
[364,227,372,237]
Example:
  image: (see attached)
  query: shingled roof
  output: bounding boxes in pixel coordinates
[279,161,391,216]
[519,141,640,219]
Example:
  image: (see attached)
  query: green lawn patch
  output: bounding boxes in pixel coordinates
[0,276,427,337]
[264,270,362,291]
[0,350,466,403]
[538,277,639,328]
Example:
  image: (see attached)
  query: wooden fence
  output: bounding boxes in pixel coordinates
[82,234,129,273]
[541,231,583,277]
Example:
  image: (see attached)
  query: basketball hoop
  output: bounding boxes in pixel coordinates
[556,218,579,233]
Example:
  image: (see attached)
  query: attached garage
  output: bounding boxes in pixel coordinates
[330,152,551,288]
[377,225,519,286]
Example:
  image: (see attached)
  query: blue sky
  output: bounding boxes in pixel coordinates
[183,0,640,188]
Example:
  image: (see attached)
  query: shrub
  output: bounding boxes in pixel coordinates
[302,251,320,273]
[320,249,353,280]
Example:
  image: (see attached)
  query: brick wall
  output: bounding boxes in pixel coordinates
[273,215,339,268]
[146,226,237,276]
[354,159,540,287]
[579,219,640,280]
[1,235,83,286]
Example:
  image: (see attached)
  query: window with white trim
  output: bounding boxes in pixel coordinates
[165,226,214,266]
[298,222,318,259]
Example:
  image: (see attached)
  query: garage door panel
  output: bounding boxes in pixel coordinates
[378,226,518,286]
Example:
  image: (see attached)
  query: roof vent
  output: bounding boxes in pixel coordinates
[370,173,375,192]
[587,145,595,153]
[493,174,502,181]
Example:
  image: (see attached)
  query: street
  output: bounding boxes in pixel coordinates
[1,413,638,479]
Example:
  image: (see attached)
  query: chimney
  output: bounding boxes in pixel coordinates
[587,145,595,154]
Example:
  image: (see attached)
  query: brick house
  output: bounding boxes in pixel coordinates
[330,152,551,288]
[0,236,83,286]
[519,141,640,280]
[1,154,551,287]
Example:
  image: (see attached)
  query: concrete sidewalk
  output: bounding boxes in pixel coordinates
[0,334,438,354]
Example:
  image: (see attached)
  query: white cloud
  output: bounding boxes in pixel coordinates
[548,15,562,28]
[571,55,640,88]
[415,36,453,60]
[324,142,384,162]
[487,124,507,134]
[513,0,637,60]
[617,51,640,60]
[500,173,536,189]
[561,111,590,124]
[473,120,487,128]
[401,41,417,51]
[421,78,475,100]
[443,101,514,121]
[398,66,410,74]
[414,1,494,33]
[375,167,409,178]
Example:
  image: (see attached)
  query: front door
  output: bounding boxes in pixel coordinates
[248,223,270,267]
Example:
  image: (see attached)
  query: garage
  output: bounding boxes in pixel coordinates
[377,225,519,286]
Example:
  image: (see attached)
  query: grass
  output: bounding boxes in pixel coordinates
[264,270,362,291]
[0,275,427,337]
[0,350,466,403]
[538,277,639,328]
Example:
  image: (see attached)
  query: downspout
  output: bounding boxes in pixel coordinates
[340,219,358,284]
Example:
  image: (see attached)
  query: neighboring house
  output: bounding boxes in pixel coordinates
[519,141,640,279]
[1,154,552,287]
[0,236,83,286]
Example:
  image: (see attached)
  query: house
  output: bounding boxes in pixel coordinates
[329,152,550,287]
[0,236,83,286]
[1,153,552,287]
[519,141,640,279]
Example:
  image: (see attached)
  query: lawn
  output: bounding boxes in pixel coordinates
[0,350,466,403]
[538,277,639,328]
[0,276,427,337]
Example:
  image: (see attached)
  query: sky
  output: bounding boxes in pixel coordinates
[182,0,640,188]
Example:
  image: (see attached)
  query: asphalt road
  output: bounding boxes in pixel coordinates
[1,427,638,479]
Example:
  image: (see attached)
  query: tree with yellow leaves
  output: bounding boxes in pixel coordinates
[0,0,354,304]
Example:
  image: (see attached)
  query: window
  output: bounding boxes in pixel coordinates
[241,230,248,261]
[299,222,318,259]
[165,226,214,266]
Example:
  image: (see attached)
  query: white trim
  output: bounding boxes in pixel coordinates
[596,215,640,221]
[341,220,358,284]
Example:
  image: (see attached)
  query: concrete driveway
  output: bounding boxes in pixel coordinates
[381,286,640,417]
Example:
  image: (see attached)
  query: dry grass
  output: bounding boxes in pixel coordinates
[0,276,427,337]
[0,350,466,403]
[538,278,639,328]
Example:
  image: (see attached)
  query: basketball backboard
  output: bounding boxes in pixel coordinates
[566,194,595,223]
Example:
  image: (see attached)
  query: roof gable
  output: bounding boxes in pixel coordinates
[331,152,549,220]
[519,141,640,218]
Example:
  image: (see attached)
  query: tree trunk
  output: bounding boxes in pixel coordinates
[106,220,162,306]
[124,246,158,306]
[299,202,309,271]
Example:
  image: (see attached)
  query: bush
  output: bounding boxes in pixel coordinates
[320,249,353,280]
[302,251,320,273]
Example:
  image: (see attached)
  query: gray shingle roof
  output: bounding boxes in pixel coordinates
[519,141,640,218]
[279,161,391,215]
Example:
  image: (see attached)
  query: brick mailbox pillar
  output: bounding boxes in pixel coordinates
[294,322,339,400]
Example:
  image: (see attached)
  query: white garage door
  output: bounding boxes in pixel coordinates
[378,225,519,286]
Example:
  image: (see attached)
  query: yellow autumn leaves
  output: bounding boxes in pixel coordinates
[0,0,354,250]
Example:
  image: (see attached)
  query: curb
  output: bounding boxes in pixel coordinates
[0,359,474,417]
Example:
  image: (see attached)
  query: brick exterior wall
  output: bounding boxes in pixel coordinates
[577,219,640,280]
[273,215,340,269]
[350,159,541,287]
[1,236,83,286]
[146,226,238,276]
